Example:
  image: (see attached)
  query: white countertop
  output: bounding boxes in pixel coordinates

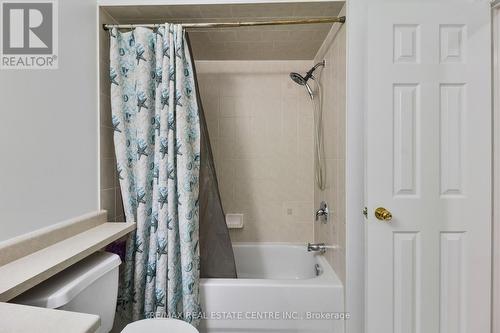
[0,302,100,333]
[0,222,135,302]
[0,217,136,333]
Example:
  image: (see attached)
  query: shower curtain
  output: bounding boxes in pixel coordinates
[109,24,236,326]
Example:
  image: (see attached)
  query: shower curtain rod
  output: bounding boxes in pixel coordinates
[103,16,345,30]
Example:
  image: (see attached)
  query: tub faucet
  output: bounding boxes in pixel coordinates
[307,243,326,254]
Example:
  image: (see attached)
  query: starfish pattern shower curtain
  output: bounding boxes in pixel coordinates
[110,24,201,325]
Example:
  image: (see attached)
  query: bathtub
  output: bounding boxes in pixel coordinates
[199,243,344,333]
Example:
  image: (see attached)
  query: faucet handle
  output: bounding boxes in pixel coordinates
[315,201,329,223]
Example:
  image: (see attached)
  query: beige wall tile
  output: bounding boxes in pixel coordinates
[100,157,115,190]
[100,93,112,128]
[100,126,115,159]
[99,8,120,222]
[313,21,346,284]
[115,187,124,220]
[198,60,314,243]
[103,3,345,61]
[100,188,115,221]
[99,60,111,96]
[219,96,236,117]
[201,95,219,122]
[99,37,321,241]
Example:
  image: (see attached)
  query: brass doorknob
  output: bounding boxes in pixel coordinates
[375,207,392,221]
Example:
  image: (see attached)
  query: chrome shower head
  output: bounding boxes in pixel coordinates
[289,72,314,99]
[289,60,325,99]
[289,72,307,85]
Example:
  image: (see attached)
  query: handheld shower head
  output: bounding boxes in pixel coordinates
[289,61,325,99]
[289,61,327,191]
[289,72,306,85]
[289,72,314,99]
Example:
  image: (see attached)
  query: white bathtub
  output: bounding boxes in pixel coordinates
[199,243,344,333]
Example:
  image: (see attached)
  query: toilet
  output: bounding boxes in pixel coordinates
[121,319,199,333]
[12,251,199,333]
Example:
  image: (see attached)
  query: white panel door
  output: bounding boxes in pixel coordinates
[366,3,491,333]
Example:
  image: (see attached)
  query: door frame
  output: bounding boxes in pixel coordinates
[492,2,500,332]
[344,0,366,332]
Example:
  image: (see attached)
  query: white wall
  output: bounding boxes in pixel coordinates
[0,0,98,241]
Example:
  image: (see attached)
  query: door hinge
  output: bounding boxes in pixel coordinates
[362,206,368,219]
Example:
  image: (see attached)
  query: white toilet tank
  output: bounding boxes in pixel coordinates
[12,251,121,333]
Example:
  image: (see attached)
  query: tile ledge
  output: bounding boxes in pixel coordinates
[0,222,136,302]
[0,302,100,333]
[0,210,108,266]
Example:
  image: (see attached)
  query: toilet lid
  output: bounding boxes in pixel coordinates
[121,319,199,333]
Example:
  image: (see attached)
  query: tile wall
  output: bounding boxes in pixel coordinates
[196,61,315,243]
[313,16,347,283]
[98,9,346,248]
[99,9,124,222]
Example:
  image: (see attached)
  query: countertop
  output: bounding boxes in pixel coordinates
[0,222,135,302]
[0,302,100,333]
[0,215,136,332]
